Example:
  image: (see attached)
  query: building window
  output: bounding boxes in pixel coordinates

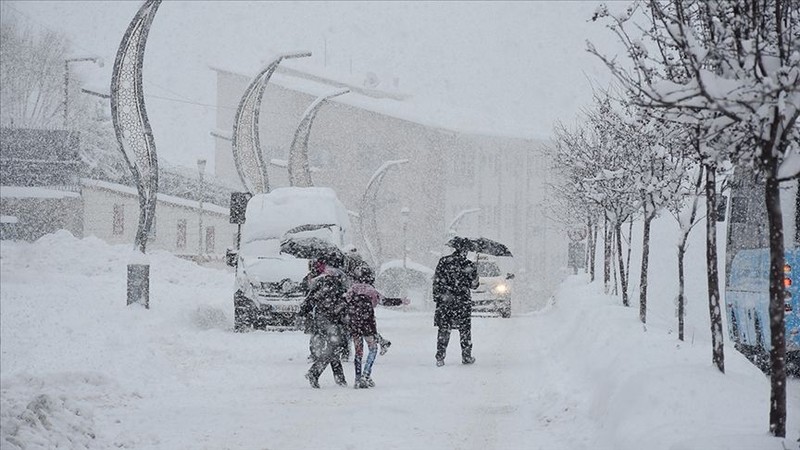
[112,204,124,235]
[205,226,215,254]
[176,219,187,249]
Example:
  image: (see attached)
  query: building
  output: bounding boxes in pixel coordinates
[1,127,236,258]
[210,62,567,305]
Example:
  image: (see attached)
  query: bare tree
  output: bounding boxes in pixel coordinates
[0,18,69,128]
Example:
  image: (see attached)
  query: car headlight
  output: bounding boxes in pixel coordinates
[492,283,509,295]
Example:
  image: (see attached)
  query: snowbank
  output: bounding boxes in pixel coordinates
[1,230,797,449]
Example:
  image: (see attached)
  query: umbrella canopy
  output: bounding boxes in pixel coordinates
[279,237,345,267]
[283,223,337,236]
[446,236,512,257]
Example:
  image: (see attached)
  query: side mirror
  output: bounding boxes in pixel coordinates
[506,273,515,280]
[225,248,238,267]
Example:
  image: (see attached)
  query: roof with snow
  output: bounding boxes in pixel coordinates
[80,179,228,215]
[0,186,81,200]
[208,59,548,141]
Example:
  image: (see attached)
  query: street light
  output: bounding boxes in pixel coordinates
[64,56,103,127]
[401,206,410,270]
[447,208,481,238]
[197,158,207,258]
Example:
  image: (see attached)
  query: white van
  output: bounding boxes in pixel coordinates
[228,187,351,331]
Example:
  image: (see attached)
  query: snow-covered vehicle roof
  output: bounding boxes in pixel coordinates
[241,187,351,245]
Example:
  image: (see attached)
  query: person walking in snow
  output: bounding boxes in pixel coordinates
[345,269,381,389]
[343,255,391,355]
[299,255,350,388]
[432,237,479,367]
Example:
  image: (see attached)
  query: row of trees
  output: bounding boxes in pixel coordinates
[550,0,799,438]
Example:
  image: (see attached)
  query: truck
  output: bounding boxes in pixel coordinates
[227,187,352,331]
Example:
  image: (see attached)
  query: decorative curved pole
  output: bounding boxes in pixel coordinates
[288,88,350,187]
[447,208,481,238]
[232,51,311,194]
[358,159,409,267]
[110,0,161,253]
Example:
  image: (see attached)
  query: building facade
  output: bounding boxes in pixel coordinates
[1,127,235,259]
[211,63,567,305]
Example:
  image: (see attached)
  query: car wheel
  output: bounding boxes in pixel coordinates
[499,300,511,318]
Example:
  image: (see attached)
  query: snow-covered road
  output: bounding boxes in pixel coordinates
[2,232,797,449]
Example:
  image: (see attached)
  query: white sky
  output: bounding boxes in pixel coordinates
[4,0,620,171]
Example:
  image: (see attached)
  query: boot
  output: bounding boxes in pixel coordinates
[436,359,445,367]
[379,340,391,356]
[305,371,320,389]
[462,355,476,365]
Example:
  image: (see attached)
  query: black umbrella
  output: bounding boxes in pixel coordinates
[447,236,512,257]
[471,237,512,257]
[283,223,337,236]
[279,237,345,266]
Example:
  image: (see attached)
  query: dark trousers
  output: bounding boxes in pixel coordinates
[309,355,346,382]
[436,322,472,362]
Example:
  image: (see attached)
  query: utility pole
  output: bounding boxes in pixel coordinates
[197,158,206,258]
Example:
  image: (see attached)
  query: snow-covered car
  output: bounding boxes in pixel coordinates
[471,255,514,318]
[228,187,351,331]
[376,259,435,308]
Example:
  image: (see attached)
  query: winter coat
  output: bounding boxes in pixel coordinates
[299,267,349,358]
[346,282,381,336]
[433,252,479,329]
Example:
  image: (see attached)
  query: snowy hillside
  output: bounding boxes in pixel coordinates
[1,229,798,449]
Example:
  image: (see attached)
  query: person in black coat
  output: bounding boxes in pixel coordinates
[299,258,349,388]
[433,238,479,366]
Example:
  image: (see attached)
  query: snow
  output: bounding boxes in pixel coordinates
[241,187,351,244]
[0,186,81,199]
[2,222,798,449]
[0,215,18,224]
[80,178,228,215]
[379,258,435,276]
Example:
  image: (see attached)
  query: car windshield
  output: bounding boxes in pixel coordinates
[477,261,501,277]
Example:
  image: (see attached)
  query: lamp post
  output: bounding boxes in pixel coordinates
[197,158,207,258]
[64,56,103,127]
[401,206,410,270]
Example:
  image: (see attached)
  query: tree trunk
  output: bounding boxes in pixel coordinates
[604,215,612,293]
[586,218,593,276]
[764,167,787,438]
[626,220,633,291]
[612,227,619,295]
[677,237,687,341]
[704,165,725,373]
[639,212,653,323]
[616,221,629,307]
[590,221,598,282]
